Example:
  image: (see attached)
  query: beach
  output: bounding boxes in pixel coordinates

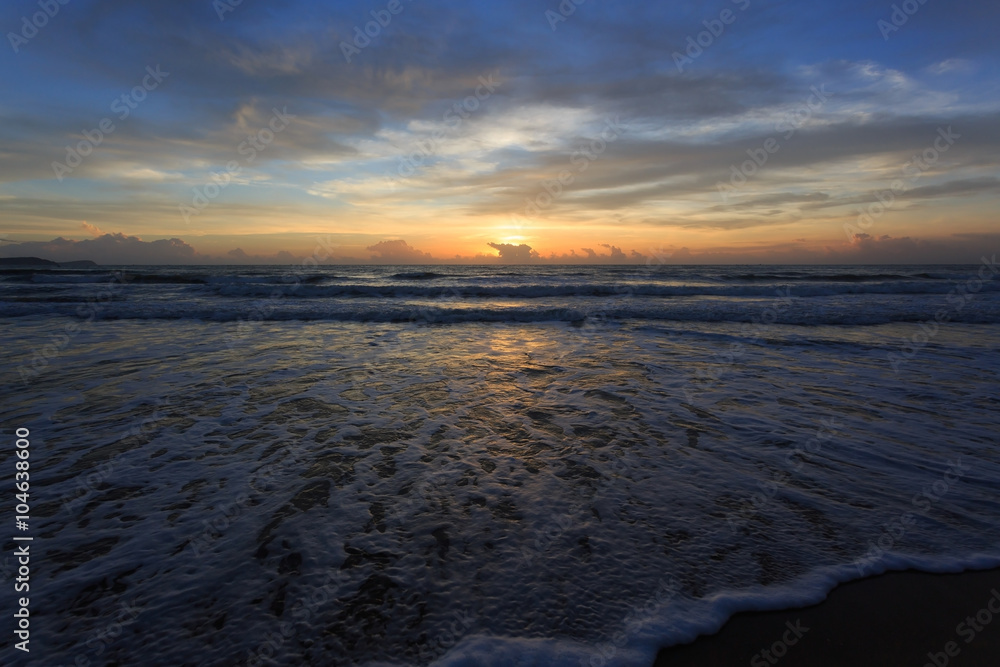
[656,568,1000,666]
[1,264,998,665]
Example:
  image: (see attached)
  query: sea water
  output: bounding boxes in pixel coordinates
[1,263,998,665]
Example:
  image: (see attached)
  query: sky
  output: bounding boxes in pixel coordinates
[1,0,998,264]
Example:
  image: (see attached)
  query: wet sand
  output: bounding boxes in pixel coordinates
[655,568,1000,666]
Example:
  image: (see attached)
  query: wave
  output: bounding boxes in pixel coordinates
[122,273,209,284]
[432,554,1000,667]
[1,271,337,286]
[204,273,331,285]
[2,266,984,288]
[727,273,930,282]
[204,280,1000,299]
[391,271,448,280]
[3,299,999,325]
[24,273,112,284]
[22,272,210,285]
[4,265,997,325]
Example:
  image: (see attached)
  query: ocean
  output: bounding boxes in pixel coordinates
[2,263,999,665]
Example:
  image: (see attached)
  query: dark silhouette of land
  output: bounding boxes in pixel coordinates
[0,257,98,268]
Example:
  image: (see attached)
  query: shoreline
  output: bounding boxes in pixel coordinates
[654,568,1000,666]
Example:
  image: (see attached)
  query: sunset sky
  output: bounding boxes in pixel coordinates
[1,0,998,264]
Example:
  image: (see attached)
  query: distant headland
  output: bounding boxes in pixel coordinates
[0,257,98,268]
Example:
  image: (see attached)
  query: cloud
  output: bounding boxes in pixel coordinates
[3,229,993,266]
[901,177,1000,200]
[366,239,434,263]
[0,233,198,265]
[0,0,997,263]
[600,244,627,260]
[487,242,540,263]
[927,59,972,75]
[839,233,944,262]
[657,233,1000,265]
[80,222,105,237]
[539,244,640,264]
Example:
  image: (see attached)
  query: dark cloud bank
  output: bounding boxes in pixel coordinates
[4,233,998,265]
